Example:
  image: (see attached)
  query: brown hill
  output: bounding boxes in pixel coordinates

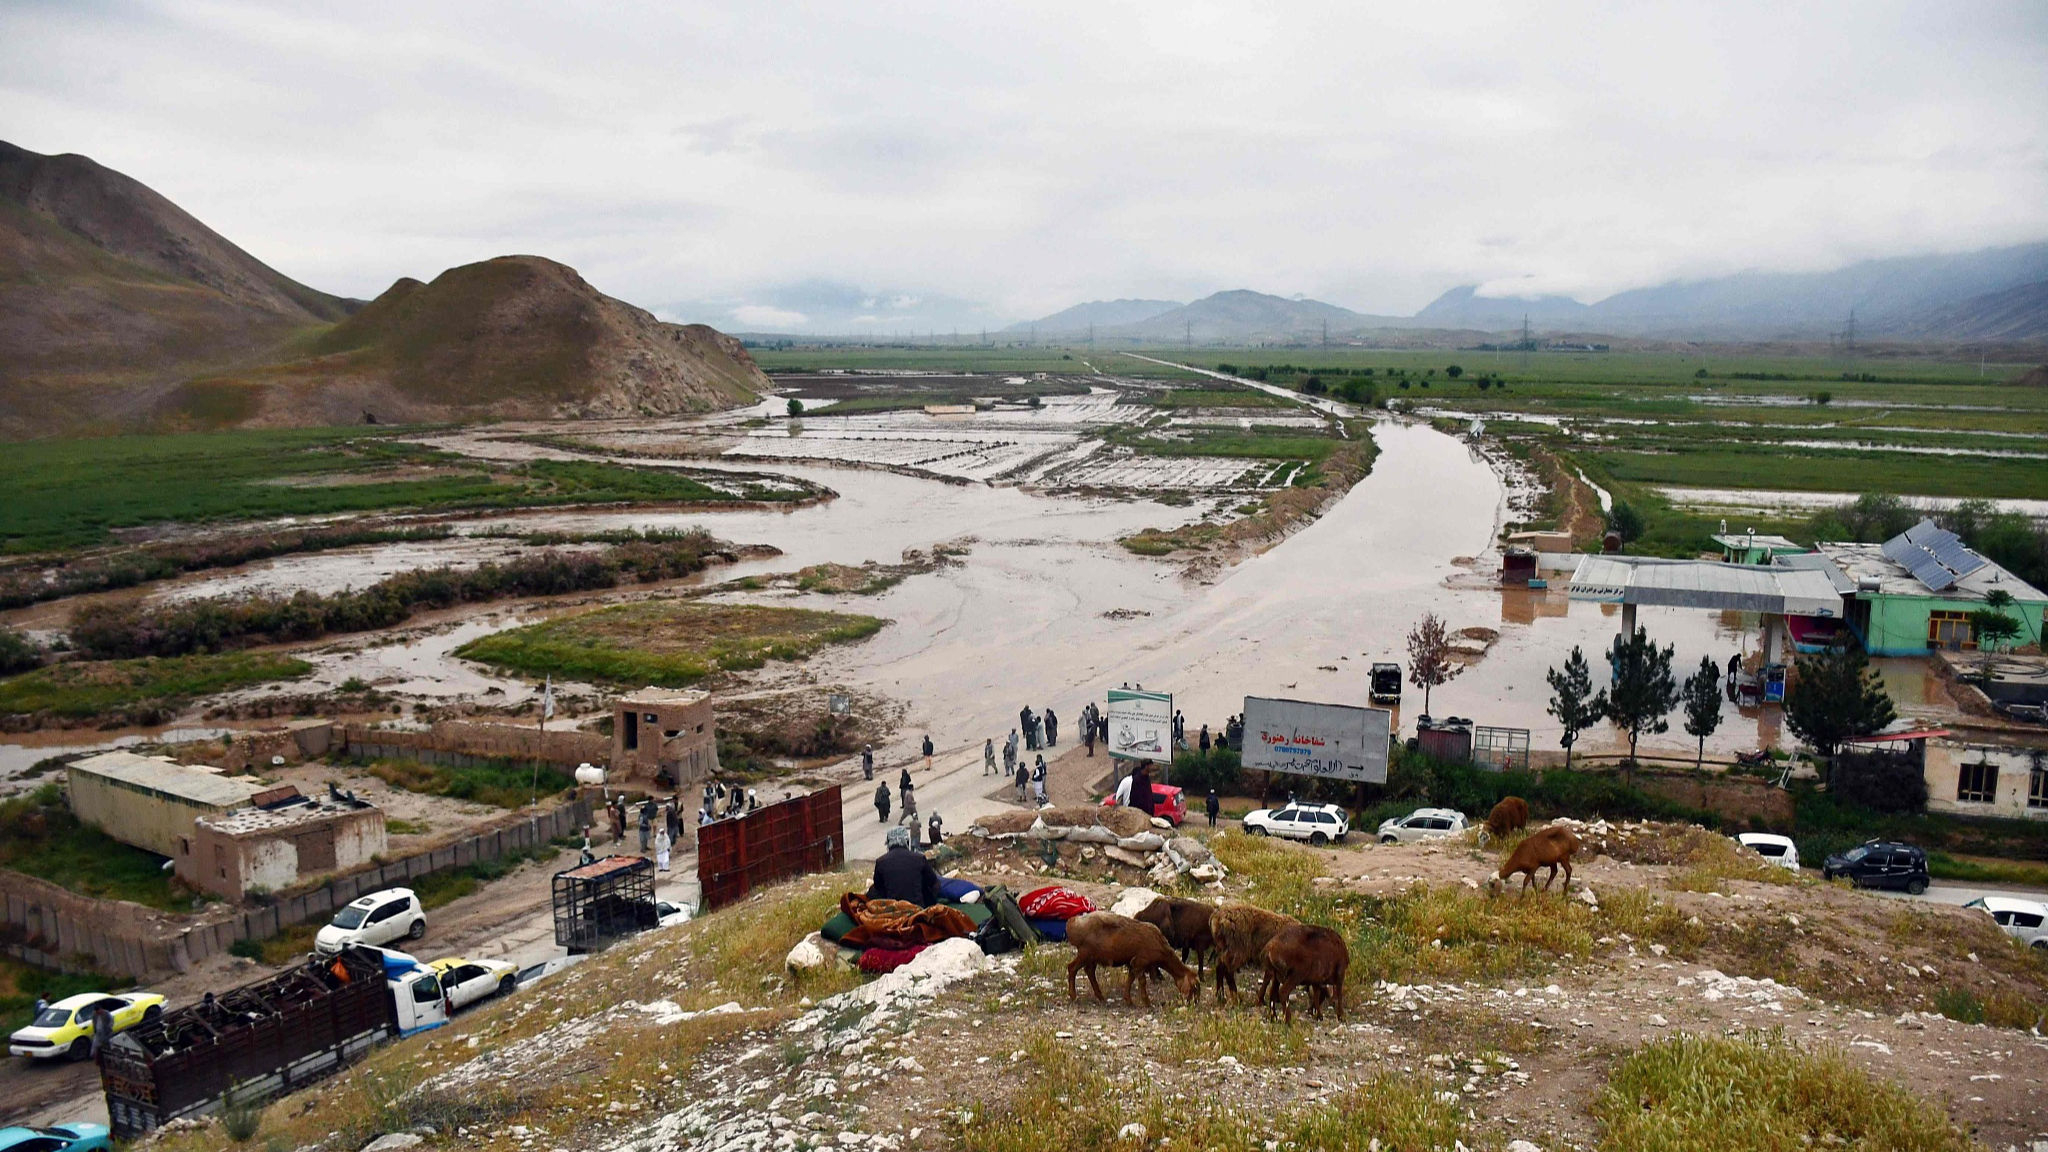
[0,141,358,433]
[177,255,765,426]
[0,141,762,434]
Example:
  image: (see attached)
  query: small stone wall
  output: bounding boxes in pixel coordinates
[341,720,609,771]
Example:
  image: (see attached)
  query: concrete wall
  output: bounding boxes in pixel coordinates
[2,797,591,981]
[1925,742,2048,821]
[66,767,244,859]
[341,720,609,771]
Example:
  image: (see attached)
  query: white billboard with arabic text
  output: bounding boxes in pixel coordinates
[1106,687,1173,764]
[1241,696,1390,784]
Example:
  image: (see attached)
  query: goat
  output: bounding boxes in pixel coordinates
[1209,904,1298,1004]
[1487,823,1581,896]
[1257,924,1349,1025]
[1065,912,1200,1007]
[1135,896,1215,977]
[1481,796,1530,845]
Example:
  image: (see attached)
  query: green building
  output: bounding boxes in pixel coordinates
[1711,531,1807,566]
[1814,524,2046,657]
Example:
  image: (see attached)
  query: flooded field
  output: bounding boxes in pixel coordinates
[1657,487,2048,519]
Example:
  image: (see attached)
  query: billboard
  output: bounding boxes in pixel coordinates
[1106,688,1173,764]
[1241,696,1391,784]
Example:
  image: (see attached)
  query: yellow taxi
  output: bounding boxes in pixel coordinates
[9,992,166,1061]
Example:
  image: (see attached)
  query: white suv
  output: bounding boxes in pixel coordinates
[316,888,426,955]
[1377,808,1468,845]
[1964,896,2048,950]
[1242,802,1351,846]
[1736,832,1801,872]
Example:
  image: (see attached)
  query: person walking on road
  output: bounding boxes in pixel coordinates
[1031,755,1048,806]
[874,781,891,824]
[654,826,672,873]
[862,744,875,780]
[1014,758,1029,803]
[1206,789,1221,828]
[638,798,655,852]
[922,733,935,772]
[984,738,997,775]
[1084,713,1095,757]
[1199,725,1211,754]
[899,781,919,827]
[1045,708,1058,747]
[1004,729,1019,775]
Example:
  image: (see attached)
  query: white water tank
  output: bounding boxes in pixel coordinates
[574,762,606,786]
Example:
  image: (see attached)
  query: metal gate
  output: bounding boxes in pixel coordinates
[696,785,844,910]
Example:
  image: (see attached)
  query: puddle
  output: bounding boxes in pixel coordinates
[0,727,234,794]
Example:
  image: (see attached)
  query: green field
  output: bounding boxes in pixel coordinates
[0,429,785,554]
[455,601,886,686]
[0,652,313,720]
[0,783,190,909]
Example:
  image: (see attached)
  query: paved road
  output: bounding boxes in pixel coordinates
[1873,880,2048,907]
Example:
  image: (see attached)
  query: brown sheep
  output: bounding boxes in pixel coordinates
[1257,924,1349,1025]
[1209,904,1298,1004]
[1487,823,1581,896]
[1065,912,1200,1007]
[1483,796,1530,844]
[1135,896,1215,977]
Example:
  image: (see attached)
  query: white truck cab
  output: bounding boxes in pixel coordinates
[357,946,451,1036]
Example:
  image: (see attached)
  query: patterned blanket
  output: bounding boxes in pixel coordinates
[836,892,978,950]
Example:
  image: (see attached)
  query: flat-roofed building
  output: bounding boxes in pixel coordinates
[66,751,262,858]
[177,795,387,899]
[613,688,719,788]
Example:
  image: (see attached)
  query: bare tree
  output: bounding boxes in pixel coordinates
[1406,613,1462,716]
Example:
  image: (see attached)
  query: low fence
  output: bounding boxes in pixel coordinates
[1,797,591,981]
[697,786,844,911]
[340,720,609,772]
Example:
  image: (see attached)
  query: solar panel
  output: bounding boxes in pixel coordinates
[1882,520,1988,589]
[1903,520,1944,546]
[1905,552,1956,592]
[1882,534,1921,568]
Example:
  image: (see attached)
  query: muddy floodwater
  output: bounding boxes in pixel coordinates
[2,418,1813,817]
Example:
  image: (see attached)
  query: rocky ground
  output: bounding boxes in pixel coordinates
[127,818,2048,1152]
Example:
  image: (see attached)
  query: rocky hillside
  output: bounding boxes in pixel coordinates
[187,255,766,426]
[0,141,761,434]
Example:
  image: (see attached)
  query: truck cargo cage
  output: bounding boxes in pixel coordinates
[552,854,658,952]
[99,946,391,1140]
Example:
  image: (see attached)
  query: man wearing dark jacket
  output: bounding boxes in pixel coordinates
[868,827,941,905]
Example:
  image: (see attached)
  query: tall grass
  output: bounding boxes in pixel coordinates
[0,783,191,908]
[0,652,311,721]
[362,758,576,810]
[1594,1034,1973,1152]
[454,602,885,688]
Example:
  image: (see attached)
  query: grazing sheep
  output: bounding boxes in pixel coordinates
[1065,912,1200,1007]
[1258,924,1349,1025]
[1487,823,1581,896]
[1209,904,1298,1004]
[1135,896,1215,977]
[1482,796,1530,844]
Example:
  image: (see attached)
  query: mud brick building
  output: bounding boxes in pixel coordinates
[613,688,719,788]
[176,793,388,900]
[67,752,263,858]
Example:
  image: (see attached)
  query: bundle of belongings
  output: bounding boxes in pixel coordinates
[821,882,1002,972]
[1017,885,1097,942]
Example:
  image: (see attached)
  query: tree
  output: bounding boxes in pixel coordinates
[1545,645,1600,767]
[786,398,804,417]
[1599,626,1679,782]
[1970,589,2024,654]
[1681,655,1723,768]
[1783,642,1895,759]
[1446,365,1464,378]
[0,626,39,675]
[1405,613,1463,716]
[1606,502,1645,545]
[1812,390,1833,406]
[1476,377,1494,392]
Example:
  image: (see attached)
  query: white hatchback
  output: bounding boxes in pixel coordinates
[1242,802,1351,845]
[1736,832,1802,872]
[1963,896,2048,950]
[1377,808,1468,845]
[316,888,426,955]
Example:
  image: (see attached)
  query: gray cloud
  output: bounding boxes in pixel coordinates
[4,0,2044,325]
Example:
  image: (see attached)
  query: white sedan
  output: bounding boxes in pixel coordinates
[1242,803,1351,845]
[428,957,518,1011]
[1377,808,1468,845]
[1736,832,1801,872]
[1963,896,2048,950]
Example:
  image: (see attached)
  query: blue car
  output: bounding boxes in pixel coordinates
[0,1123,111,1151]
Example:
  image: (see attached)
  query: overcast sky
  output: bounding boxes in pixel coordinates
[5,1,2046,331]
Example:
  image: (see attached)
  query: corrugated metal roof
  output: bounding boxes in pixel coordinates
[68,750,263,808]
[1568,556,1844,616]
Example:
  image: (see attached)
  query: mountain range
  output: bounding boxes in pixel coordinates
[0,141,764,437]
[1015,244,2048,345]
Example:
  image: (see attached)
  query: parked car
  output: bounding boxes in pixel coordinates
[0,1122,111,1151]
[315,888,425,955]
[1100,782,1188,826]
[1243,802,1351,845]
[1735,832,1801,872]
[8,992,165,1061]
[656,900,695,928]
[1368,662,1402,703]
[1821,841,1930,894]
[1377,807,1469,845]
[428,956,519,1011]
[1962,896,2048,950]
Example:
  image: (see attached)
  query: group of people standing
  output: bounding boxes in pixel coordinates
[874,766,944,851]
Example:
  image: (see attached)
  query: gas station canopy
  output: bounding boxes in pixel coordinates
[1568,556,1844,617]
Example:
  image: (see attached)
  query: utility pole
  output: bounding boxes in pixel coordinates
[1185,318,1193,351]
[1519,314,1532,372]
[1088,322,1095,351]
[1842,309,1858,358]
[1321,320,1328,351]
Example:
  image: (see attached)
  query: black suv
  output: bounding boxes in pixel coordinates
[1821,840,1930,894]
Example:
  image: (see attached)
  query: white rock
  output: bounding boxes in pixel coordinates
[1120,1123,1149,1142]
[1110,887,1164,918]
[1507,1141,1545,1152]
[1151,816,1173,829]
[787,933,828,971]
[361,1137,426,1152]
[1577,887,1599,907]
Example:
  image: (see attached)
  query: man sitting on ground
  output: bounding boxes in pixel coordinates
[867,826,941,906]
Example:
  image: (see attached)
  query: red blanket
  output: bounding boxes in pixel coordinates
[836,893,977,950]
[1019,886,1097,921]
[857,944,928,974]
